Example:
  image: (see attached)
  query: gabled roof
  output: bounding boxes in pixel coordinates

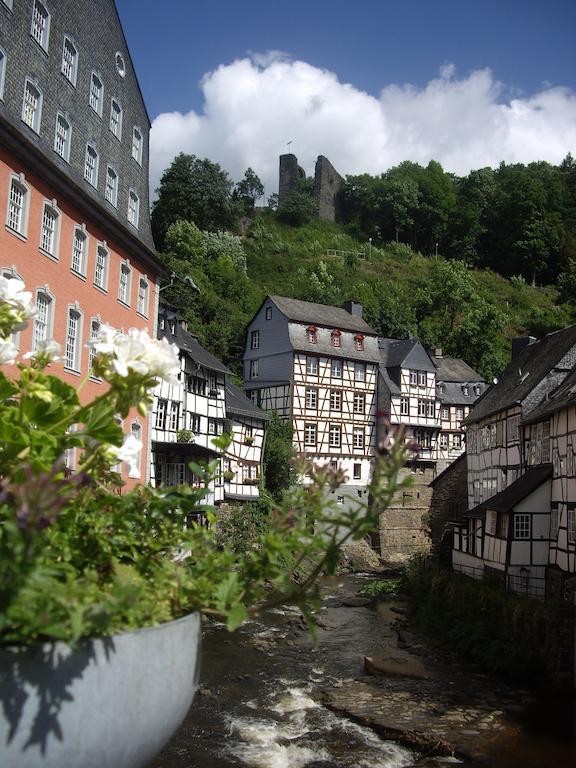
[225,382,270,421]
[524,367,576,424]
[466,325,576,425]
[434,356,484,383]
[158,324,231,375]
[268,295,377,335]
[429,452,466,487]
[464,464,552,519]
[379,338,436,372]
[439,381,489,406]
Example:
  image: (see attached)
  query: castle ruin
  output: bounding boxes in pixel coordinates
[278,153,344,222]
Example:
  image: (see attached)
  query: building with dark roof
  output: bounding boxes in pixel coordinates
[0,0,163,487]
[151,306,268,505]
[452,327,576,599]
[243,295,379,512]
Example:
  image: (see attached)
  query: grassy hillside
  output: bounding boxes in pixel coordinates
[160,212,574,381]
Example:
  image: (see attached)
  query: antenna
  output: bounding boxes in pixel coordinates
[287,140,293,154]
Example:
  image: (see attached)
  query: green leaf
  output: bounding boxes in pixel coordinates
[225,603,247,631]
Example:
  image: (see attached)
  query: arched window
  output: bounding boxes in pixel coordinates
[131,127,143,164]
[109,98,123,139]
[40,200,61,258]
[61,36,78,85]
[6,174,30,236]
[129,422,142,479]
[31,1,50,51]
[94,243,109,290]
[22,79,42,133]
[32,289,54,351]
[137,277,149,316]
[64,305,83,372]
[118,261,131,305]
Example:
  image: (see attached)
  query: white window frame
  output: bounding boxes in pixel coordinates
[137,277,149,317]
[409,370,418,386]
[353,463,362,480]
[353,427,364,449]
[61,36,78,86]
[54,112,72,162]
[249,359,259,379]
[250,330,260,350]
[441,406,449,420]
[265,306,272,320]
[353,392,365,414]
[305,387,317,409]
[127,189,140,229]
[118,261,132,306]
[32,288,54,352]
[131,126,143,164]
[129,422,142,479]
[155,399,168,430]
[71,224,88,276]
[0,48,6,101]
[354,363,365,382]
[22,78,43,133]
[88,317,100,376]
[84,143,99,188]
[330,358,342,378]
[94,243,109,291]
[109,98,123,140]
[30,1,50,51]
[439,433,449,449]
[329,424,342,448]
[39,200,61,259]
[6,174,30,238]
[330,389,341,411]
[89,71,103,116]
[453,433,463,449]
[400,397,409,416]
[514,514,531,540]
[306,356,318,376]
[105,166,118,207]
[418,371,426,387]
[304,422,317,447]
[64,305,83,372]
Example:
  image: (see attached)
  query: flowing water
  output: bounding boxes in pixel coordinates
[151,577,576,768]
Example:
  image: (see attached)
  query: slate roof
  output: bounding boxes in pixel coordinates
[379,338,437,372]
[466,325,576,425]
[158,323,231,375]
[288,325,381,363]
[429,452,466,488]
[464,464,552,519]
[225,382,270,421]
[439,381,489,406]
[523,367,576,425]
[434,356,484,383]
[269,295,377,335]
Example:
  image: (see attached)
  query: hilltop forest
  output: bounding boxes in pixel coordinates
[151,153,576,382]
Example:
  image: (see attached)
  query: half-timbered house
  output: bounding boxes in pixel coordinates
[150,306,231,506]
[224,381,269,502]
[243,296,379,509]
[432,351,488,472]
[452,326,576,596]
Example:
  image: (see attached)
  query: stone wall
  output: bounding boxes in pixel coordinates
[278,154,305,207]
[378,467,434,562]
[428,455,468,558]
[314,155,343,222]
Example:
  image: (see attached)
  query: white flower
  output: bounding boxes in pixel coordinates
[87,324,180,385]
[0,337,18,365]
[23,338,62,362]
[0,276,36,328]
[108,433,142,476]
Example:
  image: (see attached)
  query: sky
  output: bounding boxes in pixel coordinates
[116,0,576,198]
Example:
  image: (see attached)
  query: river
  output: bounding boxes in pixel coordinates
[151,576,576,768]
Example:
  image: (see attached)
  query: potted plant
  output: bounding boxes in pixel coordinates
[244,435,255,446]
[222,469,235,482]
[177,428,194,443]
[0,277,413,768]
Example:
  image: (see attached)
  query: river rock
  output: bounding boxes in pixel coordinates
[339,541,384,573]
[364,655,431,680]
[342,596,373,607]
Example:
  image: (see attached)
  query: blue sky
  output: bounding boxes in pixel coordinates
[115,0,576,195]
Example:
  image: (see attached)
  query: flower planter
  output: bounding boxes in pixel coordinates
[0,612,201,768]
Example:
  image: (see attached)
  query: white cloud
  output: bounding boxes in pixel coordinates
[149,55,576,199]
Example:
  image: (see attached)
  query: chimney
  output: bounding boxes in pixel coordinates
[179,318,188,332]
[511,335,537,359]
[343,301,363,319]
[434,347,443,358]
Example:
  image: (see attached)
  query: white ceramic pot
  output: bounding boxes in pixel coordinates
[0,612,201,768]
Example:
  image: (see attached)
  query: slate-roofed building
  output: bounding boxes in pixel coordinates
[224,381,269,502]
[452,326,576,598]
[243,295,380,510]
[0,0,163,487]
[432,350,488,471]
[151,305,268,507]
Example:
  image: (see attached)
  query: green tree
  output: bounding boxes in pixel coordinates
[277,178,316,227]
[151,153,238,249]
[263,412,294,502]
[234,168,265,215]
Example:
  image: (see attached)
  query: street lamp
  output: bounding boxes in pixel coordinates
[368,237,372,259]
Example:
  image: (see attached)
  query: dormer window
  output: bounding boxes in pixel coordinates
[463,385,470,396]
[307,325,317,344]
[331,330,341,348]
[438,383,444,395]
[354,334,364,352]
[474,385,481,396]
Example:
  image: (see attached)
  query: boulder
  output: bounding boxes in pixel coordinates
[364,654,431,680]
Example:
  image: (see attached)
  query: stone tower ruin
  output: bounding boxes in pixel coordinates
[278,153,344,222]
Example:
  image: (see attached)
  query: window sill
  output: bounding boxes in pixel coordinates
[93,283,108,295]
[29,35,49,56]
[63,366,81,377]
[71,268,87,281]
[118,299,131,309]
[39,248,59,262]
[5,225,28,242]
[136,310,149,320]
